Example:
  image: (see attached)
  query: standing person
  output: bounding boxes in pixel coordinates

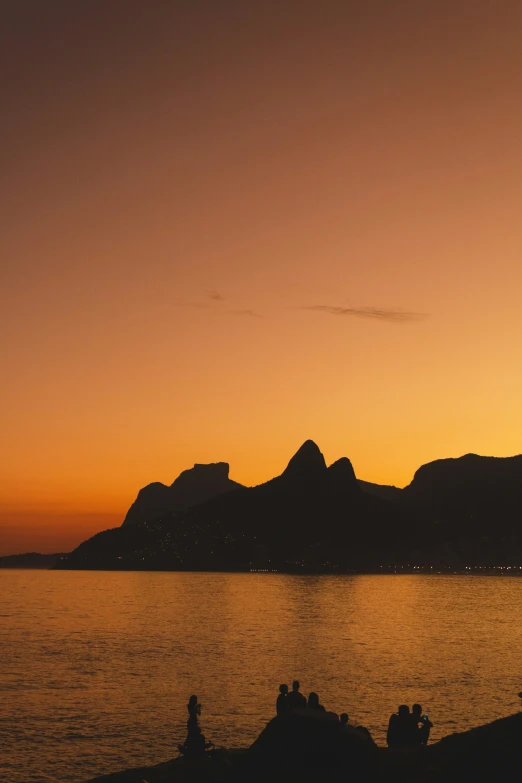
[286,680,307,708]
[412,703,432,745]
[276,684,289,715]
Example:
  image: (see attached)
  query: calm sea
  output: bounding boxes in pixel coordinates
[2,570,522,782]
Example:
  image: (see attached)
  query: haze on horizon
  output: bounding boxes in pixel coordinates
[2,0,522,555]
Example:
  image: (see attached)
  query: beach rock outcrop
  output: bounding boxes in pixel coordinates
[84,712,522,782]
[249,709,376,775]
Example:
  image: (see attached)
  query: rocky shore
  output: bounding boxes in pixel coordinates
[86,711,522,782]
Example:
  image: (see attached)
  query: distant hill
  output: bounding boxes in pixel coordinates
[122,462,244,526]
[0,552,67,568]
[399,453,522,565]
[404,454,522,526]
[56,445,522,572]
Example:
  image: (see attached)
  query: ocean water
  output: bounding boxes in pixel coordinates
[2,570,522,782]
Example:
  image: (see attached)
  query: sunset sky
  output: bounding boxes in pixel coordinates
[2,0,522,554]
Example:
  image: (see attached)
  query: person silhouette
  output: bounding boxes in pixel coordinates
[340,713,349,725]
[387,705,417,748]
[307,692,326,711]
[179,696,213,757]
[276,684,289,715]
[286,680,307,709]
[412,703,432,745]
[187,694,201,725]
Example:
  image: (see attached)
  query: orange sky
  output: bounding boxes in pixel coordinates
[2,0,522,555]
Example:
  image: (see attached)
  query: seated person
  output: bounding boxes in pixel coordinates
[286,680,307,708]
[276,683,289,715]
[307,692,326,711]
[412,703,432,745]
[178,696,213,757]
[387,704,418,748]
[179,724,214,757]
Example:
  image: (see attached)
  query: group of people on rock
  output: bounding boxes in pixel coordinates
[178,686,432,758]
[386,703,433,748]
[276,680,346,722]
[275,680,375,742]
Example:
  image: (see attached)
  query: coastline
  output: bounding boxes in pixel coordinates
[52,568,522,578]
[85,712,522,782]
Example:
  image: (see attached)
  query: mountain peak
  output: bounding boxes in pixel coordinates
[122,462,243,526]
[327,457,360,495]
[175,462,230,485]
[282,440,327,479]
[328,457,357,480]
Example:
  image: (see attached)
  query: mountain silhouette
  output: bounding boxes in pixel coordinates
[400,454,522,562]
[0,552,66,569]
[122,462,244,527]
[55,445,522,572]
[281,439,327,479]
[57,441,407,571]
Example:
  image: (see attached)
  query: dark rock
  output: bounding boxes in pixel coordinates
[249,709,377,776]
[83,713,522,782]
[412,712,522,780]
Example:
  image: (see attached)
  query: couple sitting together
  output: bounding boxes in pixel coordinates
[386,703,433,748]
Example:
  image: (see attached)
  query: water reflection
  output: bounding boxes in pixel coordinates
[2,570,522,782]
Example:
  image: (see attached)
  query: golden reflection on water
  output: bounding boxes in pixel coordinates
[2,570,522,782]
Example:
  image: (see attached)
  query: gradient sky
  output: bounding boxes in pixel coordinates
[2,0,522,554]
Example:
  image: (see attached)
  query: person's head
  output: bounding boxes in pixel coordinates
[292,680,300,692]
[308,692,319,707]
[279,683,288,695]
[340,713,349,725]
[412,704,422,717]
[188,695,198,706]
[398,705,410,718]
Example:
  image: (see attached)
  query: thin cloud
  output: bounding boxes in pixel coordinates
[301,305,427,323]
[207,288,225,301]
[229,309,263,318]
